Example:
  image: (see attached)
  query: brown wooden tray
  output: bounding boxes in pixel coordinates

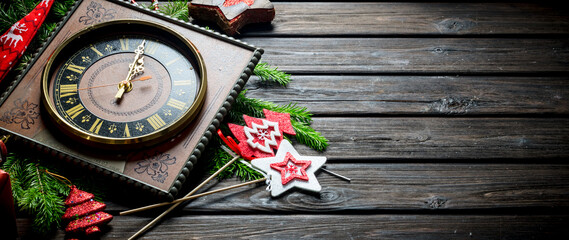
[0,0,262,200]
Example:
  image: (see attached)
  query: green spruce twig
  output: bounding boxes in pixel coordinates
[2,154,69,234]
[205,141,264,181]
[253,62,292,86]
[228,91,329,152]
[158,0,190,22]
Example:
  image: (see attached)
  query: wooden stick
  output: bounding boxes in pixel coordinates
[128,155,240,240]
[321,168,351,182]
[120,177,266,215]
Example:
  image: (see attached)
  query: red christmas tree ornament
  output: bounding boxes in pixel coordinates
[0,0,54,82]
[63,186,113,237]
[62,200,106,221]
[188,0,276,35]
[64,186,95,206]
[65,212,113,235]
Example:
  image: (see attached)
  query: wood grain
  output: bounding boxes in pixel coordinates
[240,2,569,36]
[244,37,569,74]
[19,214,569,239]
[299,117,569,160]
[103,163,569,213]
[12,1,569,239]
[245,75,569,115]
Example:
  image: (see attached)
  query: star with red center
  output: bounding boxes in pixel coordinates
[270,152,310,185]
[252,141,326,197]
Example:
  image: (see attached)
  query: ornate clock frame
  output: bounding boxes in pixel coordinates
[0,0,262,200]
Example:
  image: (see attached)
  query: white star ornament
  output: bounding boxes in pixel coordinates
[251,141,326,197]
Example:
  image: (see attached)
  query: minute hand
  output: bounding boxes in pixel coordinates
[115,40,146,99]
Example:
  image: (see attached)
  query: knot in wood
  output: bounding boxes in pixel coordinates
[426,196,448,209]
[433,47,445,54]
[436,18,476,33]
[428,96,477,114]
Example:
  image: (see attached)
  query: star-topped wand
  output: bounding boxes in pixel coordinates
[123,109,349,239]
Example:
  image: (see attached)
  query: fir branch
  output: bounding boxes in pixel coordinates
[2,153,68,234]
[206,143,264,181]
[291,121,329,152]
[159,0,190,22]
[231,92,328,151]
[232,91,312,124]
[53,0,76,18]
[253,62,291,86]
[0,1,28,32]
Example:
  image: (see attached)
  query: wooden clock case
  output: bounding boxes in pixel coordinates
[0,0,263,200]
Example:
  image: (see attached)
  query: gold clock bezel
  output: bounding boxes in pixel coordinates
[41,19,207,149]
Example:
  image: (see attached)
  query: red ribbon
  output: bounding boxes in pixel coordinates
[217,129,253,160]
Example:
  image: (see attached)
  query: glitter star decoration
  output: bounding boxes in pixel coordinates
[251,140,326,197]
[270,152,310,185]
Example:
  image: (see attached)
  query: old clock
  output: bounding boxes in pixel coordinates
[41,19,206,149]
[0,0,262,199]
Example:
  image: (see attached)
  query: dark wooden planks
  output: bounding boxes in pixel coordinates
[244,37,569,74]
[240,2,569,36]
[27,214,569,239]
[105,163,569,213]
[14,2,569,240]
[104,163,569,214]
[245,75,569,115]
[300,117,569,160]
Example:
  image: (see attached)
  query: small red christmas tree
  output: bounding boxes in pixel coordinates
[62,186,113,237]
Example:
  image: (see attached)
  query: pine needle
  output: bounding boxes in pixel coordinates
[159,0,190,22]
[232,91,312,124]
[253,62,291,86]
[2,154,68,234]
[230,92,328,152]
[206,144,264,181]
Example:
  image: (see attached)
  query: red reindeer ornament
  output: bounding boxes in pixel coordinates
[0,0,54,82]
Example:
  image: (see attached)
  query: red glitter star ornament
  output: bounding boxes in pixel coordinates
[270,152,311,185]
[251,141,326,197]
[188,0,276,35]
[223,0,255,7]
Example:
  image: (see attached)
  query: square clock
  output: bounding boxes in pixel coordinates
[0,0,262,200]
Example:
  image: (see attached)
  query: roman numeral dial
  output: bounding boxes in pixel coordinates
[42,21,206,148]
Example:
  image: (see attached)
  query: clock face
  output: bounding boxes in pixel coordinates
[42,20,206,148]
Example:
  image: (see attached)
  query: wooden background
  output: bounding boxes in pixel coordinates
[16,1,569,239]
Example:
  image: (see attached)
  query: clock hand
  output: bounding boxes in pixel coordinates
[115,40,146,99]
[76,76,152,91]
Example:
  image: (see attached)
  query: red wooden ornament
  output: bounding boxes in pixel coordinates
[188,0,276,35]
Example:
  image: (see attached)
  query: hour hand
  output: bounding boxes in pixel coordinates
[115,40,146,99]
[115,80,132,99]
